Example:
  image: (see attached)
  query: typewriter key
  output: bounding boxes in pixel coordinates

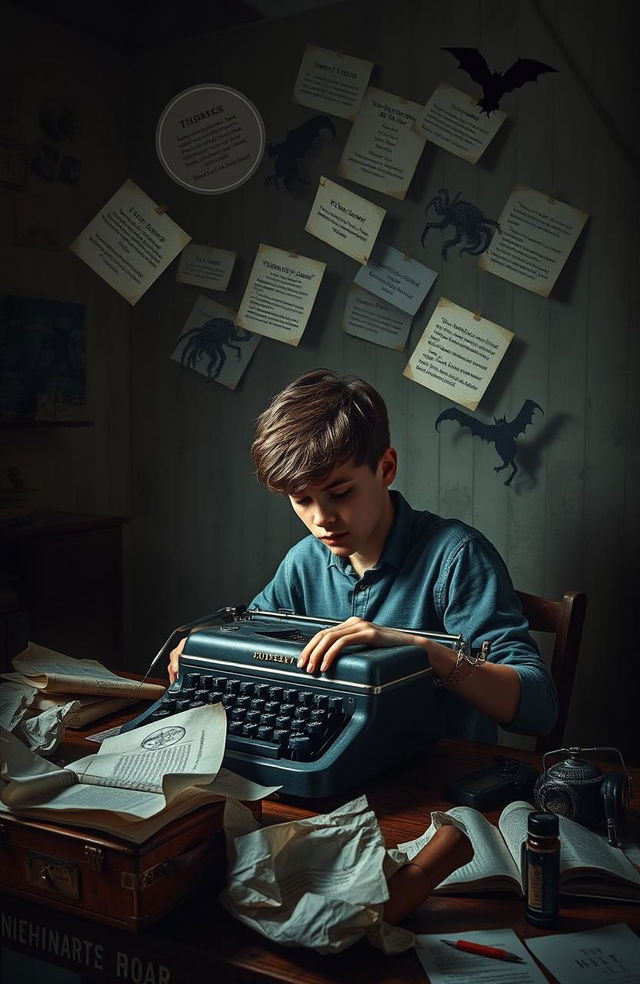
[261,713,277,727]
[149,708,173,722]
[214,677,227,691]
[250,698,266,712]
[221,693,236,708]
[201,675,215,691]
[269,687,284,702]
[273,728,289,745]
[240,682,254,696]
[242,723,258,738]
[160,697,177,712]
[264,701,280,714]
[275,715,292,729]
[255,683,270,699]
[225,680,240,694]
[280,703,296,717]
[232,708,247,722]
[236,696,251,710]
[288,735,315,761]
[257,725,274,740]
[207,691,224,703]
[176,698,191,712]
[298,692,314,707]
[307,722,325,736]
[310,709,326,722]
[283,689,299,704]
[246,710,261,724]
[185,673,201,690]
[329,697,344,715]
[181,687,196,701]
[314,694,329,710]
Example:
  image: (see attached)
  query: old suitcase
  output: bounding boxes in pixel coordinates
[0,799,259,933]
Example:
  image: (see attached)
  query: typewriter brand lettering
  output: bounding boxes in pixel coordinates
[253,651,297,665]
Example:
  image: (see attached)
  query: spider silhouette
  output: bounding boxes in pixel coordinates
[421,189,501,260]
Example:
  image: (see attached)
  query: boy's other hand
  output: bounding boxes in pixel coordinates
[297,617,426,674]
[168,636,187,684]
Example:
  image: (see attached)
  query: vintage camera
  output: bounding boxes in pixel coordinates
[534,746,633,846]
[444,756,539,810]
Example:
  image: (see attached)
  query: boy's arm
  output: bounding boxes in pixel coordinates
[297,535,557,734]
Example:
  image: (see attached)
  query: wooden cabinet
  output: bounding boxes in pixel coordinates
[0,512,125,670]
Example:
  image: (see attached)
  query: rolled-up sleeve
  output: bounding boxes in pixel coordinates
[437,534,558,737]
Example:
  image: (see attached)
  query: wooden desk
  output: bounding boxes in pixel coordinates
[1,718,639,984]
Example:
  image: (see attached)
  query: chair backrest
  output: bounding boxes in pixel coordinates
[515,589,587,754]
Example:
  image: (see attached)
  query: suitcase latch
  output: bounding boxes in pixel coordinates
[26,853,80,899]
[84,845,104,871]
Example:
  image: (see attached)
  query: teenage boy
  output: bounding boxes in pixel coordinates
[248,368,557,745]
[170,369,557,744]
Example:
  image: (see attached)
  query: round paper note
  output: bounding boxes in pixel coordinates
[156,84,265,195]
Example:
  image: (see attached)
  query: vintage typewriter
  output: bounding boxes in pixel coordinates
[122,607,484,798]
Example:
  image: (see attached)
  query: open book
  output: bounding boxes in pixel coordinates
[0,704,278,844]
[12,643,165,700]
[399,801,640,903]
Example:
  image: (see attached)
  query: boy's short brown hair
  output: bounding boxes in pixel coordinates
[251,369,391,494]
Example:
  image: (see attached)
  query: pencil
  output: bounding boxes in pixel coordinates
[441,939,525,963]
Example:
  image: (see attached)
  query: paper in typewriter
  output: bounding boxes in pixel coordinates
[220,795,420,955]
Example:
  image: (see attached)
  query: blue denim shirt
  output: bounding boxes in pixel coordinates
[250,491,558,743]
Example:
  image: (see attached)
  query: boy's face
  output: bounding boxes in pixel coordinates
[288,449,397,568]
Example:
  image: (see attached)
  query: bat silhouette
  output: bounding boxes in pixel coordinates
[265,115,336,192]
[435,400,543,486]
[442,47,557,114]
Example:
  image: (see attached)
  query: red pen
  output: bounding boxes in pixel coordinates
[441,939,525,964]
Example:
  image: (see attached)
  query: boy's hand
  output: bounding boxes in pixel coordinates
[297,617,426,674]
[167,636,187,684]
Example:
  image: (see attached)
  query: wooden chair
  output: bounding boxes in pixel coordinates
[515,589,587,754]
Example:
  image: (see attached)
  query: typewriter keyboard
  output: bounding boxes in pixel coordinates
[145,671,352,762]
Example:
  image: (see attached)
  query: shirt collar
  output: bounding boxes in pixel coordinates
[326,490,414,574]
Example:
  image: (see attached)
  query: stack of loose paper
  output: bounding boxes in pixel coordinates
[0,642,165,754]
[0,704,278,844]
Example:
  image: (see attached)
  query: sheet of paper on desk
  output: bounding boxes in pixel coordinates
[0,675,72,754]
[525,923,640,984]
[415,929,547,984]
[221,794,415,955]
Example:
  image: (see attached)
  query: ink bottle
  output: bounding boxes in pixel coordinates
[521,811,560,928]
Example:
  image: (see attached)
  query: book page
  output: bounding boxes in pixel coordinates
[526,923,640,984]
[399,806,520,891]
[417,929,548,984]
[70,704,227,800]
[13,643,164,699]
[499,801,640,895]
